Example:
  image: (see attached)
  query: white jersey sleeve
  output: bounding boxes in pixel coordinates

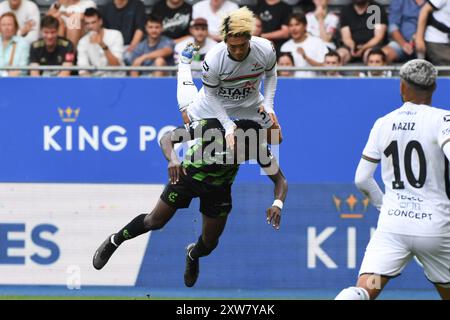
[437,112,450,150]
[263,39,277,114]
[362,118,383,163]
[200,51,236,135]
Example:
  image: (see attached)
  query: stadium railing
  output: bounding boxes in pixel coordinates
[1,65,450,74]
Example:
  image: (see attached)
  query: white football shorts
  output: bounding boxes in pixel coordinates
[359,230,450,287]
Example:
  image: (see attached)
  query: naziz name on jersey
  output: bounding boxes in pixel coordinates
[392,122,415,131]
[218,87,252,100]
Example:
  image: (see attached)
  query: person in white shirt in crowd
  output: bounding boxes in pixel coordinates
[336,59,450,300]
[77,7,124,77]
[359,47,391,77]
[0,12,29,76]
[277,52,295,77]
[280,12,329,78]
[47,0,96,48]
[323,50,342,77]
[174,18,217,77]
[0,0,40,43]
[306,0,339,50]
[415,0,450,72]
[192,0,238,42]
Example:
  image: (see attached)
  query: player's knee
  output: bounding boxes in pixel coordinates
[335,286,370,300]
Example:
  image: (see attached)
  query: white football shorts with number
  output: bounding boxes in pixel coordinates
[186,36,277,129]
[359,102,450,285]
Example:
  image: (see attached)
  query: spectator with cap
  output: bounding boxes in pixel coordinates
[101,0,146,63]
[192,0,238,42]
[152,0,192,44]
[29,15,75,77]
[0,0,40,44]
[0,12,29,76]
[130,14,175,77]
[77,7,124,77]
[174,18,217,76]
[415,0,450,70]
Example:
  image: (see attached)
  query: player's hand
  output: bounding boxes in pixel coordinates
[266,206,281,230]
[402,42,414,56]
[168,160,186,184]
[415,38,426,56]
[225,125,237,150]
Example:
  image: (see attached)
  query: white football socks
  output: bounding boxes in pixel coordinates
[335,287,370,300]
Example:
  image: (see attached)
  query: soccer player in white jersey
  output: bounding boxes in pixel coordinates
[177,6,282,148]
[335,59,450,300]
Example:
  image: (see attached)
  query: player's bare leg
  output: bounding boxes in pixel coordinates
[184,214,228,287]
[434,285,450,300]
[93,199,177,270]
[335,273,390,300]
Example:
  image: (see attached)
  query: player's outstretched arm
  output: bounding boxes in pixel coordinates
[355,157,384,210]
[261,158,288,230]
[160,128,190,184]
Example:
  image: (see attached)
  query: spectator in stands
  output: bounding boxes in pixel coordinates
[47,0,97,48]
[415,0,450,68]
[253,15,263,37]
[77,7,124,77]
[306,0,339,50]
[323,50,342,76]
[250,0,291,53]
[152,0,192,44]
[192,0,238,42]
[0,12,29,76]
[381,0,424,63]
[277,51,295,77]
[359,47,391,77]
[29,15,75,77]
[0,0,40,43]
[280,12,329,78]
[174,18,216,76]
[130,14,175,77]
[101,0,146,64]
[336,0,388,64]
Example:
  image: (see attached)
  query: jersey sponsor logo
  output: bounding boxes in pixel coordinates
[218,86,252,100]
[183,80,195,86]
[392,122,415,131]
[387,209,432,221]
[444,115,450,122]
[217,80,258,100]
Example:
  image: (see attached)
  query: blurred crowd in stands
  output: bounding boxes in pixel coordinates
[0,0,449,77]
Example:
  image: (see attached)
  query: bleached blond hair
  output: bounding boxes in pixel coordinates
[220,6,255,41]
